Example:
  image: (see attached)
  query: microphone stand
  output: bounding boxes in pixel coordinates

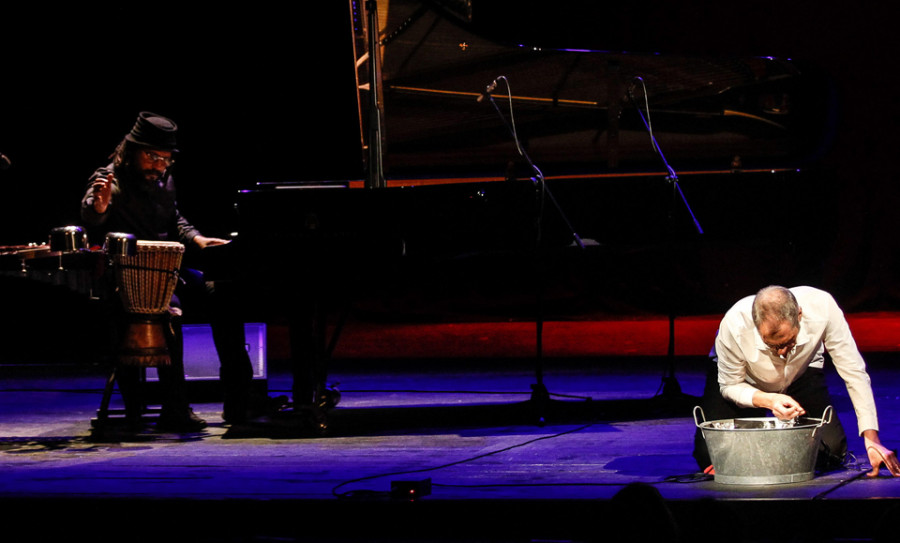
[627,78,703,408]
[482,76,589,425]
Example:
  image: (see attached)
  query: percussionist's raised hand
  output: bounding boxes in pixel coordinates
[863,430,900,477]
[91,173,113,214]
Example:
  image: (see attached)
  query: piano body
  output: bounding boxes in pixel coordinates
[206,0,838,429]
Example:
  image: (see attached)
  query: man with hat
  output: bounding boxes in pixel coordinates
[81,111,258,430]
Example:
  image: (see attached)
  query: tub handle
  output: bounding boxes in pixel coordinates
[818,405,833,427]
[693,405,706,428]
[811,405,834,438]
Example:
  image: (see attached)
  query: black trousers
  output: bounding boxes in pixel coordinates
[174,268,254,415]
[692,353,848,471]
[115,267,254,417]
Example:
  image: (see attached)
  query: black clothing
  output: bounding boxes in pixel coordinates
[81,162,253,421]
[82,163,199,247]
[693,350,848,472]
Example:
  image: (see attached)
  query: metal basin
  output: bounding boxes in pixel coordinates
[694,405,832,485]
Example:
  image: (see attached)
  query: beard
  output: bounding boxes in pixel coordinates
[141,170,162,183]
[122,153,167,186]
[137,167,165,184]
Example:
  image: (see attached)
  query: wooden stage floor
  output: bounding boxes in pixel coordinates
[2,316,900,542]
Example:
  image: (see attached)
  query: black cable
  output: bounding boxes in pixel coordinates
[332,422,596,499]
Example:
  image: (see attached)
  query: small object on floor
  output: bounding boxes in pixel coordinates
[391,478,432,501]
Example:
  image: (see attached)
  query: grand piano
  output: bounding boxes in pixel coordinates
[201,0,839,430]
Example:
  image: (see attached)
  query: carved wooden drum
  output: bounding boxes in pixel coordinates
[114,240,184,366]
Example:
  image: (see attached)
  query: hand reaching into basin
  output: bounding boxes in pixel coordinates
[753,391,806,421]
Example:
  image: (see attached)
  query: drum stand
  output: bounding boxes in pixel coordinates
[91,312,172,434]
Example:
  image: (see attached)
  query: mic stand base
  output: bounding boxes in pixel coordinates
[530,382,551,426]
[651,374,700,416]
[518,382,592,428]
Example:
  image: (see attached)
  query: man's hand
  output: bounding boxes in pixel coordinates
[753,391,806,420]
[863,430,900,477]
[91,173,113,214]
[193,235,230,249]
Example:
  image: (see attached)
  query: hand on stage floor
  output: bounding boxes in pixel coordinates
[864,430,900,477]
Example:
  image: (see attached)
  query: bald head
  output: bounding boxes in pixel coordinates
[752,286,801,329]
[752,286,803,355]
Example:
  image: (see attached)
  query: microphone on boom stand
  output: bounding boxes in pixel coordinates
[623,75,703,411]
[477,75,591,425]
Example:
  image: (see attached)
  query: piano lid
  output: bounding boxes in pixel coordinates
[371,0,835,178]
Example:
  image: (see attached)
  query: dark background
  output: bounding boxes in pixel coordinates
[0,3,364,244]
[2,1,899,319]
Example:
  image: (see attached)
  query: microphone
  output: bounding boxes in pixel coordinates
[476,78,499,103]
[624,77,642,102]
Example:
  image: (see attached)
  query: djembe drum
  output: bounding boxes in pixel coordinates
[113,240,185,366]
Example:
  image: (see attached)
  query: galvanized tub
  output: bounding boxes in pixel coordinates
[694,405,833,485]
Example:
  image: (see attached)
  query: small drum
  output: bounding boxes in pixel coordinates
[114,240,185,366]
[49,225,88,253]
[104,232,137,258]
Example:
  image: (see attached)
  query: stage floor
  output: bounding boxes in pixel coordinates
[2,322,900,542]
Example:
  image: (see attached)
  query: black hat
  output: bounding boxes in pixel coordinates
[124,111,178,151]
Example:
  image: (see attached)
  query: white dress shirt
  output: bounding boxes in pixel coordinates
[715,286,878,435]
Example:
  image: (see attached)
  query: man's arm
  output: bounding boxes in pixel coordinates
[715,331,760,409]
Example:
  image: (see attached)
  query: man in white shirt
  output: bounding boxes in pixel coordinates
[693,285,900,476]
